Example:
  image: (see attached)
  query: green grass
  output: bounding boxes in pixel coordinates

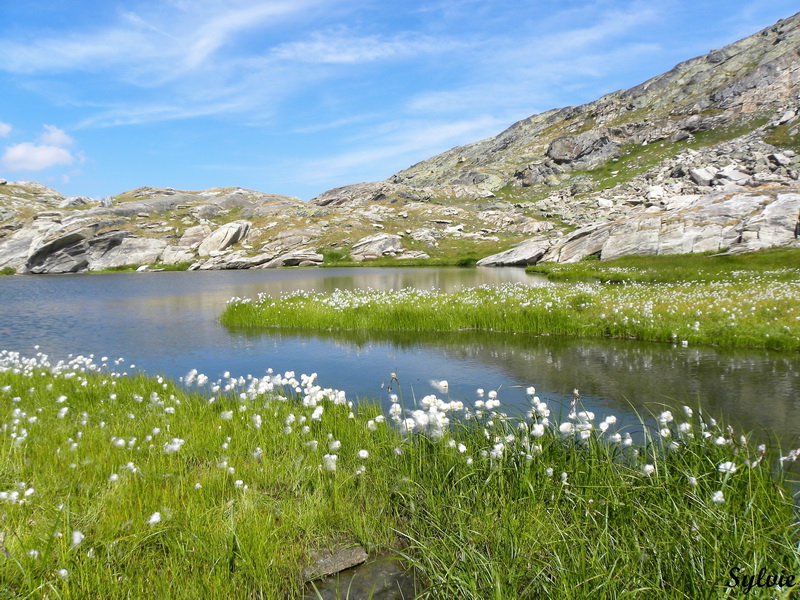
[157,261,193,272]
[320,256,481,268]
[91,261,193,274]
[222,259,800,351]
[0,266,16,276]
[0,353,797,598]
[526,248,800,283]
[764,123,800,153]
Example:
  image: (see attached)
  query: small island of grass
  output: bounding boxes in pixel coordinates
[222,249,800,352]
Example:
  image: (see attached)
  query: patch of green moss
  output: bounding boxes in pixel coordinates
[763,123,800,152]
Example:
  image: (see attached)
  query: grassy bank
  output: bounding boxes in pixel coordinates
[222,269,800,350]
[526,248,800,283]
[0,352,797,598]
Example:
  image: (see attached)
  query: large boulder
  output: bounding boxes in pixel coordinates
[26,231,91,274]
[540,225,610,263]
[89,237,168,270]
[0,217,63,272]
[263,248,323,268]
[25,218,127,274]
[476,239,552,266]
[349,233,403,262]
[197,221,251,256]
[545,130,619,170]
[736,193,800,249]
[160,245,196,265]
[193,250,277,270]
[178,224,211,247]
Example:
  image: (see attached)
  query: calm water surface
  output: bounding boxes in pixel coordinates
[1,267,798,444]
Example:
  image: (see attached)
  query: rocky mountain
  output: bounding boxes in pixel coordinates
[1,13,799,274]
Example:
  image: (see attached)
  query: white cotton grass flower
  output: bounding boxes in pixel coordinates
[148,512,162,526]
[642,464,655,476]
[711,490,725,504]
[71,530,85,547]
[322,454,337,472]
[328,440,341,452]
[58,568,69,580]
[220,410,233,420]
[687,476,698,487]
[163,438,185,454]
[430,379,449,393]
[718,461,737,474]
[357,449,369,460]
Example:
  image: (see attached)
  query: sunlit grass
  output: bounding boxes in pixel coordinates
[526,248,800,283]
[222,270,800,351]
[0,352,797,598]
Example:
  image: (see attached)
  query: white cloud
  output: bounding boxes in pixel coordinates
[2,143,74,171]
[0,122,11,138]
[40,125,74,147]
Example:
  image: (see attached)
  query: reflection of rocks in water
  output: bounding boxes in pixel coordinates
[303,549,420,600]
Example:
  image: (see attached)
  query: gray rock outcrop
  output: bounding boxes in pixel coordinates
[89,237,168,270]
[349,233,403,261]
[476,239,552,266]
[525,191,800,264]
[197,221,251,256]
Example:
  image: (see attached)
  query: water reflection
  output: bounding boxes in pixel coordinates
[0,267,797,445]
[226,326,800,445]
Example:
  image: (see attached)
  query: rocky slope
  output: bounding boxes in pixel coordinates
[1,13,800,274]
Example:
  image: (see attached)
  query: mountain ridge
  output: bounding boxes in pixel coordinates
[1,12,800,273]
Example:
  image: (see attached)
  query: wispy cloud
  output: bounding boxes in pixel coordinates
[0,122,11,138]
[291,113,380,134]
[271,28,459,64]
[292,115,506,186]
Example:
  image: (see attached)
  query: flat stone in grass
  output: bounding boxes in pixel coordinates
[302,545,368,581]
[303,550,419,600]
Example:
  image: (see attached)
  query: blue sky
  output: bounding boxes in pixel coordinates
[0,0,797,201]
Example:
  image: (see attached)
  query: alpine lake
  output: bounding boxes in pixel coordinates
[1,266,797,444]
